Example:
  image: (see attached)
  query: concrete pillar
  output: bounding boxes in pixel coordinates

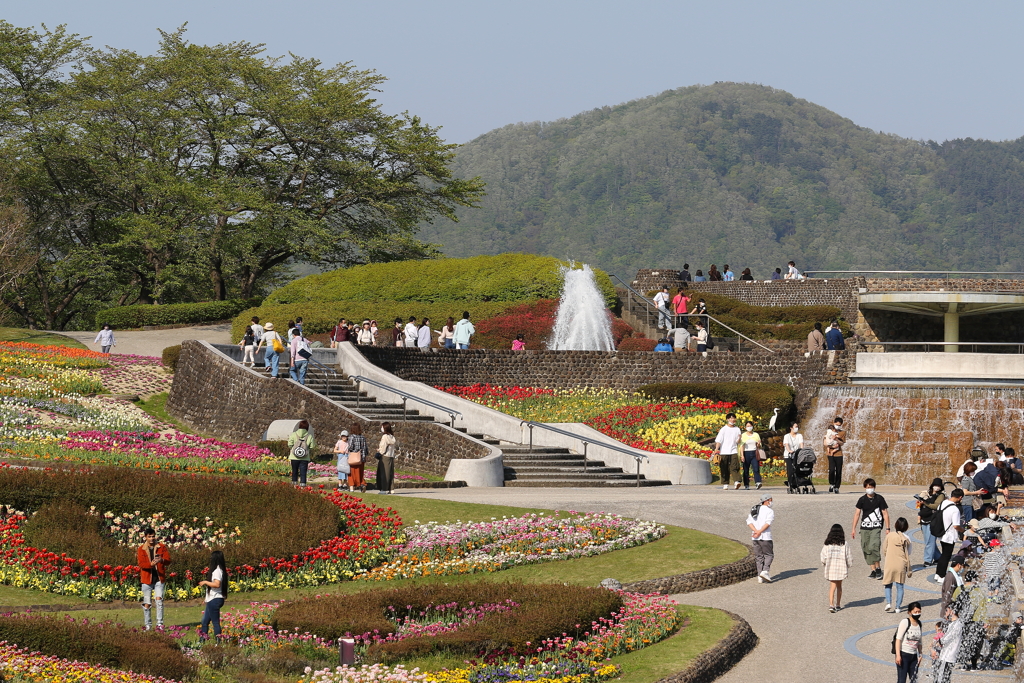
[943,303,959,353]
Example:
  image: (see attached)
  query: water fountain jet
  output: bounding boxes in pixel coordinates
[548,264,615,351]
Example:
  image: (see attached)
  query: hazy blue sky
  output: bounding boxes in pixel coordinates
[5,1,1023,144]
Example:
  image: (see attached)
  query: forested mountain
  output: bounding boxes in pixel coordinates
[419,82,1024,278]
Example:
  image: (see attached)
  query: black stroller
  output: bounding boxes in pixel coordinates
[787,447,817,494]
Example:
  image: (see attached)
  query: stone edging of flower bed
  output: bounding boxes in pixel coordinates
[622,542,756,595]
[655,609,758,683]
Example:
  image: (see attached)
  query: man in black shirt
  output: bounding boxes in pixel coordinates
[851,478,890,579]
[680,264,691,282]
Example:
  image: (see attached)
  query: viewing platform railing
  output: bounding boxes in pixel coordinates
[349,374,462,426]
[520,421,649,487]
[805,270,1024,279]
[613,275,773,353]
[858,341,1024,353]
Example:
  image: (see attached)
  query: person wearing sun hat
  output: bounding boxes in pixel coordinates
[746,493,775,583]
[256,322,284,378]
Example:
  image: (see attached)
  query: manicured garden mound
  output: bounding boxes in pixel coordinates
[265,254,616,306]
[0,613,194,680]
[0,466,401,599]
[472,299,637,349]
[639,382,795,420]
[273,581,622,658]
[96,298,261,329]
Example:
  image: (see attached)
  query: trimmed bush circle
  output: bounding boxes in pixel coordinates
[0,466,401,600]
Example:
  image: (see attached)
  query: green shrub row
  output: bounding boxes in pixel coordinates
[0,614,195,680]
[97,298,262,329]
[231,300,522,342]
[271,581,622,660]
[265,254,616,307]
[639,381,796,422]
[2,467,340,581]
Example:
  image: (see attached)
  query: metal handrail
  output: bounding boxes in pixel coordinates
[805,270,1024,279]
[858,341,1024,353]
[349,375,461,426]
[520,421,649,487]
[612,275,774,353]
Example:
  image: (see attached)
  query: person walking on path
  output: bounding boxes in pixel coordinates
[852,478,890,579]
[333,430,350,491]
[893,601,924,683]
[289,331,311,385]
[671,288,691,328]
[198,550,228,641]
[825,320,846,350]
[346,424,369,492]
[417,318,432,350]
[825,416,846,493]
[820,523,853,613]
[917,478,946,567]
[746,494,774,583]
[287,420,315,487]
[807,322,826,352]
[740,421,763,490]
[256,322,284,378]
[375,422,397,494]
[934,489,964,581]
[138,527,170,631]
[939,555,965,618]
[94,324,116,354]
[933,604,963,683]
[330,318,349,347]
[653,286,672,329]
[882,517,913,613]
[454,311,475,349]
[713,413,742,490]
[783,422,804,492]
[438,317,456,349]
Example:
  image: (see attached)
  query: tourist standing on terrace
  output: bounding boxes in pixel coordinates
[820,523,852,613]
[653,286,672,329]
[693,270,707,282]
[680,263,692,282]
[138,528,170,630]
[825,320,846,350]
[807,322,826,352]
[198,550,228,641]
[356,320,374,346]
[375,422,397,494]
[959,462,982,523]
[708,265,723,281]
[746,494,774,583]
[740,421,763,490]
[257,322,284,378]
[288,420,315,486]
[713,412,742,490]
[671,288,690,328]
[669,325,690,353]
[404,316,419,346]
[934,490,964,581]
[512,334,526,350]
[417,318,432,350]
[825,416,846,494]
[785,261,802,279]
[454,311,475,349]
[93,324,116,354]
[782,422,803,490]
[851,478,890,579]
[330,318,348,347]
[347,423,369,492]
[438,317,456,349]
[694,321,709,353]
[739,268,754,281]
[723,265,735,281]
[391,318,404,347]
[771,267,783,280]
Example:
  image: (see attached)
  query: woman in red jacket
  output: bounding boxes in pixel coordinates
[137,527,171,630]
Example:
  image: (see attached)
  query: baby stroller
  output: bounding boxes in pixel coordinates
[787,447,817,494]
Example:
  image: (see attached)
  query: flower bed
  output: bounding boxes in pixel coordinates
[0,642,183,683]
[0,467,401,600]
[358,512,666,581]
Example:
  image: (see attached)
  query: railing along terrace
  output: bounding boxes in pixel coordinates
[349,374,462,426]
[520,421,649,487]
[805,270,1024,279]
[859,341,1024,353]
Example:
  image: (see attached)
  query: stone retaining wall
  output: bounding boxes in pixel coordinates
[655,610,758,683]
[357,347,852,417]
[166,340,492,477]
[623,544,756,595]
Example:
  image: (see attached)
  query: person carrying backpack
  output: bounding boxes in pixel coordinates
[746,494,774,583]
[893,602,923,683]
[932,490,965,580]
[916,478,946,567]
[287,420,316,487]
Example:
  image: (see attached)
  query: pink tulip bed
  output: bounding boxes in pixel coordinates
[98,354,174,396]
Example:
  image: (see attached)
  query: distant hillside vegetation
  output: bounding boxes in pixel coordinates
[420,82,1024,277]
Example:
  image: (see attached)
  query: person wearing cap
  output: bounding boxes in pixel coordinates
[746,494,775,583]
[939,555,965,620]
[333,430,351,491]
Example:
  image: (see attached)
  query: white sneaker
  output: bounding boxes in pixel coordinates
[884,604,894,613]
[723,484,729,490]
[760,571,772,583]
[734,481,742,490]
[756,482,762,489]
[757,575,763,584]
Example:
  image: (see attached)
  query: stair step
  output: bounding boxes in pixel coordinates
[502,457,605,467]
[505,479,672,488]
[498,446,573,454]
[504,466,621,475]
[504,471,641,481]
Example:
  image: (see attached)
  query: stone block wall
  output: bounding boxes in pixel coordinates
[358,347,852,417]
[166,340,491,477]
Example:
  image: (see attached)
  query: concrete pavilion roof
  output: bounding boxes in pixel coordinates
[858,290,1024,317]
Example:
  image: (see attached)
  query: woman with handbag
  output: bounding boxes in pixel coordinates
[740,421,763,490]
[256,322,284,378]
[334,430,351,491]
[346,424,369,493]
[375,422,397,494]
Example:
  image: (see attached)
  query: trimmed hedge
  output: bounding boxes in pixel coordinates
[271,581,622,661]
[265,254,616,307]
[162,345,181,372]
[0,614,195,680]
[231,300,521,342]
[97,298,262,329]
[639,382,796,421]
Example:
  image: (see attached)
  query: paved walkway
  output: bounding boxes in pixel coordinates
[400,484,1010,683]
[57,324,232,358]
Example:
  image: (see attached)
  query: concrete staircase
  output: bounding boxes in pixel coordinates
[252,363,672,487]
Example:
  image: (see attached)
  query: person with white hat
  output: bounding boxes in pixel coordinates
[256,322,284,378]
[746,493,775,583]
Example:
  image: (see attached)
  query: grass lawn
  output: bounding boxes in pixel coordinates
[134,392,193,432]
[614,606,734,683]
[0,326,87,349]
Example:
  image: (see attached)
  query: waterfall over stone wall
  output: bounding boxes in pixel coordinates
[805,385,1024,485]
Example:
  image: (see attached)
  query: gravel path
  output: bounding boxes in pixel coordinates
[398,484,1010,683]
[56,324,232,358]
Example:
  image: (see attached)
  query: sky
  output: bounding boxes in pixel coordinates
[5,1,1023,145]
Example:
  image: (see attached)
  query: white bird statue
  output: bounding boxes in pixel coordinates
[768,408,779,431]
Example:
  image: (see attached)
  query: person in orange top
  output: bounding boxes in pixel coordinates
[137,527,171,630]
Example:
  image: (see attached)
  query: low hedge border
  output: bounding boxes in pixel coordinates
[97,298,261,329]
[655,609,758,683]
[622,542,756,595]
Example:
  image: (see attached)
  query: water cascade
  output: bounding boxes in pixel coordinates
[805,385,1024,485]
[548,264,615,351]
